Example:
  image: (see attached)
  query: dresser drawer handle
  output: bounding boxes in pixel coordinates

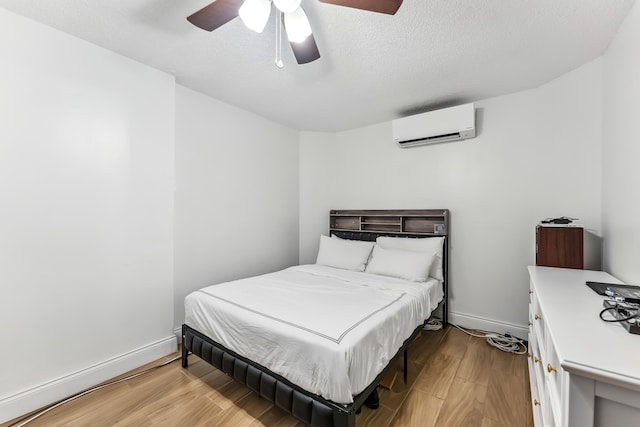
[529,290,533,295]
[534,399,541,406]
[534,314,541,321]
[547,363,557,374]
[534,357,541,364]
[527,353,532,358]
[528,321,533,327]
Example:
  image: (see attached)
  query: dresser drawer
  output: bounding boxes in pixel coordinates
[528,351,544,427]
[545,338,564,422]
[530,334,545,391]
[530,293,545,345]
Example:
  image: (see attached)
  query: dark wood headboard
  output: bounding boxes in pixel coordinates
[329,209,450,326]
[329,209,449,236]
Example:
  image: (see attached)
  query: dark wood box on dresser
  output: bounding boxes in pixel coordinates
[535,225,583,269]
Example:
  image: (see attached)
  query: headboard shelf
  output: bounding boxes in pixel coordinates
[330,209,449,236]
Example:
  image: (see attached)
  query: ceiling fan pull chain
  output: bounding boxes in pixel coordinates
[275,10,284,68]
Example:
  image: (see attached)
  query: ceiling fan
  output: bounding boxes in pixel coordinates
[187,0,403,67]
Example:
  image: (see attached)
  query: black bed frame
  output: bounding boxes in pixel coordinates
[182,209,449,427]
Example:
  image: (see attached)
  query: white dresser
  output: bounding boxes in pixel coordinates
[528,266,640,427]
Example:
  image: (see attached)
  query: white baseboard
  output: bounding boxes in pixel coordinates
[0,335,177,424]
[174,326,182,344]
[449,311,529,340]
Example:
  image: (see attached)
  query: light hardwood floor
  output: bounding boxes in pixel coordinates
[4,327,534,427]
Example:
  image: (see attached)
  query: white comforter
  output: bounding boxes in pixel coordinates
[184,264,443,404]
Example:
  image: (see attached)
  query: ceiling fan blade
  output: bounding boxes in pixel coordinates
[187,0,243,31]
[289,34,321,64]
[283,7,320,64]
[318,0,403,15]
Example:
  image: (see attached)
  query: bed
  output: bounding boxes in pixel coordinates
[182,209,449,427]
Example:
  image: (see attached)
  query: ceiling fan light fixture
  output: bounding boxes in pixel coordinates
[284,7,312,43]
[273,0,301,14]
[239,0,271,33]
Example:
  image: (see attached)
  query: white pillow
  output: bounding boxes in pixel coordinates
[315,235,375,272]
[365,245,436,282]
[376,236,445,281]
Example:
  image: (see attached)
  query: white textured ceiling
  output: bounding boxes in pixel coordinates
[0,0,634,131]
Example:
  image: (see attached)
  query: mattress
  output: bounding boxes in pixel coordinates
[184,264,443,404]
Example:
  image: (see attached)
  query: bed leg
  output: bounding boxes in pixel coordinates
[443,298,449,327]
[403,348,408,383]
[333,410,356,427]
[181,326,189,368]
[182,344,189,368]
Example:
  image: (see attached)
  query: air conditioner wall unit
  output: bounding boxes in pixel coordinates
[392,103,476,148]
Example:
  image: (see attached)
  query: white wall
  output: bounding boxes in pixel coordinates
[602,0,640,283]
[300,58,603,335]
[174,85,300,331]
[0,9,175,421]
